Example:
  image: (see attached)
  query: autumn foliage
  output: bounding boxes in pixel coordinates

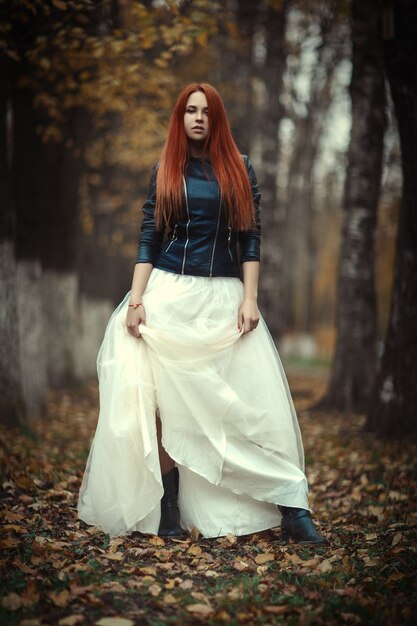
[1,374,416,625]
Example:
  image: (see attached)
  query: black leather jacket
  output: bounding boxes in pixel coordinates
[136,155,261,278]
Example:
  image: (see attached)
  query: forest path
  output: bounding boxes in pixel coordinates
[1,374,416,626]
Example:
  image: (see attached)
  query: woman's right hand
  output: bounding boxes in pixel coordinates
[126,304,147,339]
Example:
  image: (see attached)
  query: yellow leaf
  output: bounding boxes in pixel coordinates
[59,616,85,626]
[139,566,157,576]
[303,557,321,568]
[189,527,201,540]
[109,538,125,553]
[148,583,161,597]
[103,551,124,561]
[365,533,378,541]
[233,559,250,571]
[162,593,177,604]
[149,536,165,546]
[188,544,202,556]
[96,619,134,626]
[392,532,403,546]
[141,576,155,583]
[186,603,213,617]
[48,590,70,607]
[265,605,290,614]
[179,579,193,590]
[254,552,275,564]
[286,553,303,565]
[318,559,332,573]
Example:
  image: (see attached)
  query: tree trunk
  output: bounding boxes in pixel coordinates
[230,0,259,153]
[256,1,289,339]
[283,26,345,333]
[0,53,26,426]
[365,0,417,437]
[316,0,386,413]
[11,71,49,413]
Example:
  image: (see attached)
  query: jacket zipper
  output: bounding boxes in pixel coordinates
[182,177,191,274]
[165,224,177,253]
[227,225,233,261]
[209,190,222,277]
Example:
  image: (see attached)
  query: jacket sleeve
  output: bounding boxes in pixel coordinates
[135,164,164,264]
[238,155,261,262]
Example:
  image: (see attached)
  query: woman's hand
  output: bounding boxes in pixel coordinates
[238,297,260,335]
[126,304,147,339]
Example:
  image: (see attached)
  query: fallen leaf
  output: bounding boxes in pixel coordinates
[103,551,124,561]
[188,544,202,556]
[302,557,321,568]
[0,536,21,549]
[255,552,275,564]
[162,593,177,604]
[318,559,332,573]
[189,527,201,540]
[340,612,362,623]
[59,616,85,626]
[48,589,70,607]
[285,552,303,565]
[186,603,213,617]
[265,605,290,614]
[2,592,22,611]
[179,579,193,590]
[149,536,165,546]
[392,532,403,546]
[138,566,157,576]
[148,583,161,596]
[234,559,250,571]
[96,619,134,626]
[365,533,378,541]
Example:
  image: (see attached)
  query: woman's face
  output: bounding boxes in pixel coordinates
[183,91,209,143]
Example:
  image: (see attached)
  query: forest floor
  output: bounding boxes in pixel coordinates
[1,371,416,626]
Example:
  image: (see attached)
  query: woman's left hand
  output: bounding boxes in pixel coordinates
[238,297,260,334]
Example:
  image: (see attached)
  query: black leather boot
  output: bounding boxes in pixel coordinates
[158,467,184,537]
[278,505,329,545]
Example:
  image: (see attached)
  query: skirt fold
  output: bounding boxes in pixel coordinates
[78,269,310,538]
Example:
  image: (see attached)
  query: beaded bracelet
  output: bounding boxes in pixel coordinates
[128,303,143,309]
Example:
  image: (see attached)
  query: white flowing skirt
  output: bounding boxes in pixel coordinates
[77,269,310,538]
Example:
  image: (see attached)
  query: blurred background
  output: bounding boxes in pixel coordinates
[1,0,415,436]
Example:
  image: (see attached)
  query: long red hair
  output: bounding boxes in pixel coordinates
[155,83,255,230]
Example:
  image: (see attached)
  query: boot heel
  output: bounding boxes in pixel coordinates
[281,529,289,545]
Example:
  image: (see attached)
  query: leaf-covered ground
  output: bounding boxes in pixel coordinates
[1,372,416,626]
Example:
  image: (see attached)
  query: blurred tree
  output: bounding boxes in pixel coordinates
[232,0,259,153]
[316,0,386,412]
[1,0,226,423]
[256,0,290,339]
[366,0,417,436]
[0,40,25,426]
[283,1,348,333]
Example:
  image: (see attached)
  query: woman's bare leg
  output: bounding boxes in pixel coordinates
[156,413,175,475]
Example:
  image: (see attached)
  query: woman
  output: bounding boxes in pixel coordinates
[78,83,329,545]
